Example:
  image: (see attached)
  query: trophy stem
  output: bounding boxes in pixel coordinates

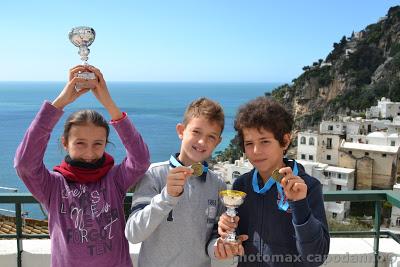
[226,207,237,218]
[78,46,90,62]
[225,207,238,242]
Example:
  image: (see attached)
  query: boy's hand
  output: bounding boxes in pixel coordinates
[218,213,239,238]
[166,166,194,197]
[52,65,91,109]
[214,235,248,259]
[280,167,307,201]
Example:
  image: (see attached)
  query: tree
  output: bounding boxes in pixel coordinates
[213,135,242,163]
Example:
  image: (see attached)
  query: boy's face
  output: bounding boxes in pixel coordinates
[243,127,290,179]
[176,116,222,166]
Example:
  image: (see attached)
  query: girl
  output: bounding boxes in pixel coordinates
[215,97,329,266]
[14,65,150,267]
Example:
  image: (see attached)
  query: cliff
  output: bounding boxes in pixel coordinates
[271,6,400,129]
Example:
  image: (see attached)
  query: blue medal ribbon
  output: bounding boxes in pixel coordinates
[252,159,299,211]
[168,155,208,175]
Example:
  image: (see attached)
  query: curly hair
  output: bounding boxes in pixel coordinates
[234,96,293,150]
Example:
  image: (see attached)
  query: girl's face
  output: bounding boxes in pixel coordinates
[243,127,290,180]
[62,123,107,163]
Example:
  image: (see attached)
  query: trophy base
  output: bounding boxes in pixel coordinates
[224,232,240,243]
[75,72,96,91]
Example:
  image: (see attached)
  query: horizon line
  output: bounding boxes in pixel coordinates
[0,80,286,84]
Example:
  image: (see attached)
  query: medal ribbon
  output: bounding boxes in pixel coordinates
[169,155,208,174]
[252,160,299,211]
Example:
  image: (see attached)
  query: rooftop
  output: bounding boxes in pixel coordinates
[341,141,400,153]
[0,215,48,236]
[325,166,355,174]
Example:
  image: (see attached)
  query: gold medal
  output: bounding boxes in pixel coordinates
[191,162,204,177]
[271,169,284,183]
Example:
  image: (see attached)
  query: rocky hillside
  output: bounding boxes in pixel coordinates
[214,6,400,163]
[271,6,400,129]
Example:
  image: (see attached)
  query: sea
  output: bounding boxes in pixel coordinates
[0,81,278,219]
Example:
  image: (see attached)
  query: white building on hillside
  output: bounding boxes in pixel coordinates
[384,116,400,134]
[339,141,399,189]
[297,160,355,220]
[213,157,253,185]
[366,131,400,146]
[366,97,400,119]
[297,130,318,162]
[320,121,346,135]
[318,134,342,166]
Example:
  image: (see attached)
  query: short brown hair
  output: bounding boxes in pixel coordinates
[234,96,293,150]
[183,97,225,134]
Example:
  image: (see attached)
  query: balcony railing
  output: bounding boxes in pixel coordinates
[1,190,400,267]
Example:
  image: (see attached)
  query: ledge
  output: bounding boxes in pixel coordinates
[1,238,400,267]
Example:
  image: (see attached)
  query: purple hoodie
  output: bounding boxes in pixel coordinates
[14,101,150,267]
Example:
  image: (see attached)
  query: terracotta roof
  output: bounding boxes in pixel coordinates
[0,215,49,236]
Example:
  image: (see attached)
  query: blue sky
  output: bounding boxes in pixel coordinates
[0,0,398,82]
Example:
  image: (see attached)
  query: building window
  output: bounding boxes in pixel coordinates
[365,152,369,156]
[328,125,333,131]
[327,155,331,160]
[382,153,387,158]
[309,155,314,161]
[349,151,352,155]
[397,217,400,227]
[336,185,342,191]
[338,173,342,179]
[301,154,306,159]
[332,213,337,218]
[326,138,332,149]
[300,136,306,144]
[309,137,315,146]
[391,141,396,146]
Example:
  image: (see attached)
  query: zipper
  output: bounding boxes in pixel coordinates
[259,193,265,267]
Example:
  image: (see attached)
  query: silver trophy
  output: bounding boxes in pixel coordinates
[219,190,246,243]
[69,26,96,90]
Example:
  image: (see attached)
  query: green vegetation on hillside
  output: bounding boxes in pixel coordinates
[213,135,242,163]
[214,5,400,163]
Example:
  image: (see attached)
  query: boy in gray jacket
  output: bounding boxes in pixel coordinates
[125,98,227,267]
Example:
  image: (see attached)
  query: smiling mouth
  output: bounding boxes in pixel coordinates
[192,146,206,153]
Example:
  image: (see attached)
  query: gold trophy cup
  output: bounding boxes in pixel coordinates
[219,190,246,242]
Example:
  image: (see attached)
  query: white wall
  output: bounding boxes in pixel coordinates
[1,239,400,267]
[297,131,318,162]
